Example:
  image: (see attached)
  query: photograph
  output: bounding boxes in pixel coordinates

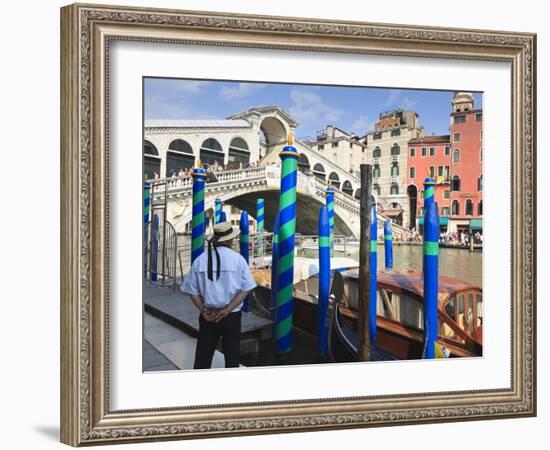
[142,79,484,371]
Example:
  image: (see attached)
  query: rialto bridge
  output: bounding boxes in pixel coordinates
[149,166,413,240]
[144,105,362,198]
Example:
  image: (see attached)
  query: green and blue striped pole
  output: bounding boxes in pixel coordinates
[143,182,151,277]
[369,202,378,344]
[214,198,222,224]
[276,135,299,355]
[191,162,206,264]
[317,206,331,359]
[240,211,250,312]
[424,177,436,210]
[384,220,393,270]
[257,198,264,260]
[326,184,335,255]
[270,210,280,321]
[423,202,440,359]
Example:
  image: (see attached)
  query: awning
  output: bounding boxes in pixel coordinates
[470,219,483,230]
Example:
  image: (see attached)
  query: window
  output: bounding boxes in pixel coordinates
[391,144,400,156]
[452,200,460,215]
[438,166,444,177]
[445,145,451,156]
[312,163,326,181]
[373,164,381,178]
[478,175,483,191]
[465,199,474,216]
[391,162,399,176]
[421,147,427,157]
[454,115,466,124]
[445,166,450,179]
[331,141,339,148]
[453,132,461,142]
[429,147,435,156]
[409,167,415,179]
[478,200,483,215]
[442,207,450,216]
[444,189,450,199]
[453,149,460,163]
[373,131,382,140]
[373,183,381,196]
[452,175,461,192]
[429,166,435,178]
[391,128,401,136]
[445,298,456,320]
[318,144,324,150]
[476,113,482,121]
[410,147,416,157]
[480,130,483,140]
[390,183,399,195]
[480,148,483,161]
[228,137,251,165]
[168,139,193,154]
[349,142,353,148]
[373,146,381,158]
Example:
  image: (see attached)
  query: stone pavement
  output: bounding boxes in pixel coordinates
[144,312,227,370]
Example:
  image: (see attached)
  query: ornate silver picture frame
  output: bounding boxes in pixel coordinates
[60,3,536,446]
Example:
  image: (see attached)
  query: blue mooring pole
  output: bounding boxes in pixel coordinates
[240,211,250,312]
[384,220,393,270]
[369,202,378,344]
[143,182,151,278]
[151,213,159,282]
[317,206,331,359]
[423,202,440,359]
[270,210,280,321]
[220,210,227,223]
[214,198,222,224]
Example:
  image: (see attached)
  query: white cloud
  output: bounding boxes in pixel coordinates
[219,83,265,100]
[384,89,417,110]
[350,115,373,134]
[400,97,417,109]
[384,89,402,107]
[289,89,342,124]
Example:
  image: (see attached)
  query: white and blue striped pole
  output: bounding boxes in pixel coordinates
[257,198,264,260]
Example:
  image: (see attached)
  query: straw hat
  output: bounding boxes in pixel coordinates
[210,221,240,242]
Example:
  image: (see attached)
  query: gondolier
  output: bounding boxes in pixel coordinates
[180,221,256,369]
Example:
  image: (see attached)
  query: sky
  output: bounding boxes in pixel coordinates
[144,78,483,138]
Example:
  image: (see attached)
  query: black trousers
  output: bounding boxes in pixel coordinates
[193,311,241,369]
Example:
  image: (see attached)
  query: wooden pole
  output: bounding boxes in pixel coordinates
[358,164,372,361]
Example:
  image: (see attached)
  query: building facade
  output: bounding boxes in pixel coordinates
[405,92,483,235]
[448,92,483,235]
[305,125,367,195]
[406,135,452,231]
[362,109,424,227]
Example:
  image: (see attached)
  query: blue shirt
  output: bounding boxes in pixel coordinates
[180,246,257,312]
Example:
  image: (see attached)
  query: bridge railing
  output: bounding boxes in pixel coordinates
[148,167,267,195]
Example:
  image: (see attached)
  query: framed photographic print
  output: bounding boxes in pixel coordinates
[60,3,536,446]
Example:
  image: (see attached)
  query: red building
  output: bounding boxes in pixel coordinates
[406,135,452,231]
[449,92,483,235]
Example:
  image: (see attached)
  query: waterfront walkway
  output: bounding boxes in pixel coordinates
[143,282,274,370]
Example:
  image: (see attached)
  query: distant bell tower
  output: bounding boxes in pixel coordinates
[452,92,474,112]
